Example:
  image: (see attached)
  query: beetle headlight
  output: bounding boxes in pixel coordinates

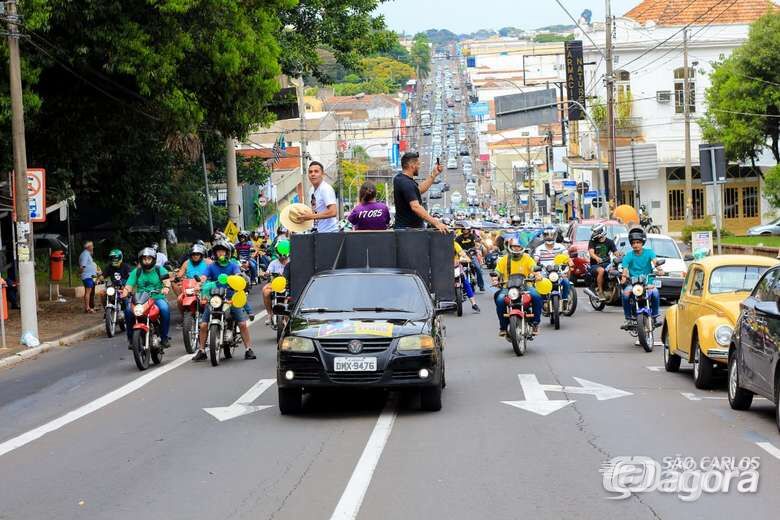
[280,336,315,353]
[632,284,644,297]
[133,304,145,317]
[106,287,116,296]
[548,272,560,282]
[397,334,435,351]
[209,295,223,309]
[507,288,520,300]
[715,325,733,346]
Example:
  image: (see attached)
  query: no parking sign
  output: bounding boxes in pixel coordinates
[11,168,46,223]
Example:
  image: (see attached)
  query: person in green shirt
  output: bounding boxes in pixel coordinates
[121,247,172,348]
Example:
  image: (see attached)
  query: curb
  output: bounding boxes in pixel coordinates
[0,323,105,370]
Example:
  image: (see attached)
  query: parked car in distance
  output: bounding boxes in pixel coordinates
[615,233,692,302]
[429,185,443,199]
[663,255,776,389]
[729,262,780,431]
[747,217,780,236]
[447,157,458,169]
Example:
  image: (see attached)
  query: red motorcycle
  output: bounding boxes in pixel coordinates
[130,292,165,371]
[177,278,202,354]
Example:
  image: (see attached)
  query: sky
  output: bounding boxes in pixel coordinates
[375,0,639,35]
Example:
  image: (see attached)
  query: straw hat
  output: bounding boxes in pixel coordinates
[280,203,314,233]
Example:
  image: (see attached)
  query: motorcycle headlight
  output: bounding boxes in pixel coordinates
[548,272,560,282]
[632,284,644,297]
[715,325,733,346]
[133,304,145,317]
[507,288,520,300]
[106,287,116,297]
[397,334,435,351]
[185,288,195,295]
[222,302,232,312]
[209,295,223,309]
[280,336,315,353]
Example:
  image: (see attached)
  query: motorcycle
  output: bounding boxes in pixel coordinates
[129,291,165,371]
[540,264,577,329]
[621,259,666,352]
[104,272,126,338]
[240,258,256,289]
[583,256,622,311]
[464,249,480,290]
[484,250,500,271]
[503,273,538,357]
[270,275,290,342]
[640,207,661,234]
[177,278,202,354]
[206,287,242,366]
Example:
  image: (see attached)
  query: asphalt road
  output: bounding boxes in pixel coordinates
[1,286,779,520]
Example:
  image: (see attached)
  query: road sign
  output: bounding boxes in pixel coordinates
[563,180,577,192]
[584,190,599,199]
[224,219,239,242]
[12,168,46,223]
[495,89,558,130]
[203,378,276,421]
[699,143,726,185]
[502,374,632,416]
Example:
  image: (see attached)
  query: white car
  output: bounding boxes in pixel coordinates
[447,157,458,169]
[450,191,462,205]
[614,232,692,302]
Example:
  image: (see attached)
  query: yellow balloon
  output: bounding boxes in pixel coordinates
[227,275,247,291]
[270,276,287,293]
[535,278,553,296]
[231,290,247,308]
[554,253,570,266]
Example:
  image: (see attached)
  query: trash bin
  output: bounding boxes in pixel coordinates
[50,250,65,282]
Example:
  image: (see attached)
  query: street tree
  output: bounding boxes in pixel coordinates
[411,33,431,78]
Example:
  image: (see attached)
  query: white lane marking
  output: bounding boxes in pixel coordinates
[330,400,398,520]
[0,353,192,458]
[681,391,765,402]
[0,308,270,457]
[756,441,780,460]
[646,366,664,372]
[203,378,275,422]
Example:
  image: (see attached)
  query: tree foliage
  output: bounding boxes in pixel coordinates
[411,33,431,78]
[701,13,780,166]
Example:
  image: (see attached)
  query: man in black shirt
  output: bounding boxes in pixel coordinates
[587,223,618,298]
[393,152,448,232]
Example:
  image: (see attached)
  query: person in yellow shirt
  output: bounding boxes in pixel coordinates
[492,238,543,336]
[454,241,480,313]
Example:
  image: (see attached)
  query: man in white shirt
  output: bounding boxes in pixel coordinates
[300,161,338,233]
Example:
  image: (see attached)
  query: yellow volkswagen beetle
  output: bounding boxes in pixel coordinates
[663,255,777,388]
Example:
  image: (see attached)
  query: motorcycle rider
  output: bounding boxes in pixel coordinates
[262,239,291,326]
[455,223,485,292]
[234,230,258,284]
[454,241,480,313]
[620,228,664,329]
[533,226,573,303]
[588,223,617,299]
[102,249,131,286]
[492,238,543,337]
[121,248,172,348]
[192,240,256,361]
[176,243,210,282]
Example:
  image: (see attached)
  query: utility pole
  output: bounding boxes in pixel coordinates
[225,137,240,224]
[683,29,694,226]
[527,139,534,220]
[6,0,39,340]
[605,0,618,212]
[294,75,309,200]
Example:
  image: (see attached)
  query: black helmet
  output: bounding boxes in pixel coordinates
[543,225,557,243]
[628,227,646,245]
[238,230,250,241]
[212,239,231,254]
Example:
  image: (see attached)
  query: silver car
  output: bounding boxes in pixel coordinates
[747,217,780,236]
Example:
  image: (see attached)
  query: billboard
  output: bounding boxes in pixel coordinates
[564,40,586,121]
[495,89,558,130]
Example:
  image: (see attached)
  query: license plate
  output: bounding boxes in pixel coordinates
[334,357,377,372]
[653,279,662,288]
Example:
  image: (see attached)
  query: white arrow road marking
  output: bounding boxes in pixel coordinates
[330,399,398,520]
[502,374,632,416]
[756,441,780,460]
[203,378,276,422]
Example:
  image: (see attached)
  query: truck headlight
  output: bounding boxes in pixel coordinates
[397,334,435,351]
[280,336,315,353]
[106,287,116,297]
[632,284,644,297]
[715,325,733,346]
[209,295,223,309]
[133,304,145,317]
[507,288,520,300]
[548,272,560,282]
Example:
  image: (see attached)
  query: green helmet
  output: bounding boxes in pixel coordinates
[276,239,290,257]
[109,249,123,264]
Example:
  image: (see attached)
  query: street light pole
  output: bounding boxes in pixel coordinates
[5,0,39,340]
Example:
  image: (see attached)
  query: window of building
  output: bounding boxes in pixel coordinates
[673,67,695,114]
[668,187,705,221]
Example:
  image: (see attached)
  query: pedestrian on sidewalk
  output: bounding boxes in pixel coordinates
[79,241,98,313]
[347,181,391,231]
[298,161,338,233]
[392,152,448,233]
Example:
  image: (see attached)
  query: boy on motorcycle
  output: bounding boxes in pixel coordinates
[121,248,172,348]
[192,240,256,361]
[176,243,210,283]
[234,230,258,284]
[102,249,131,310]
[620,228,664,329]
[588,223,617,299]
[533,226,573,302]
[454,241,480,313]
[492,238,543,336]
[262,239,291,326]
[455,223,485,292]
